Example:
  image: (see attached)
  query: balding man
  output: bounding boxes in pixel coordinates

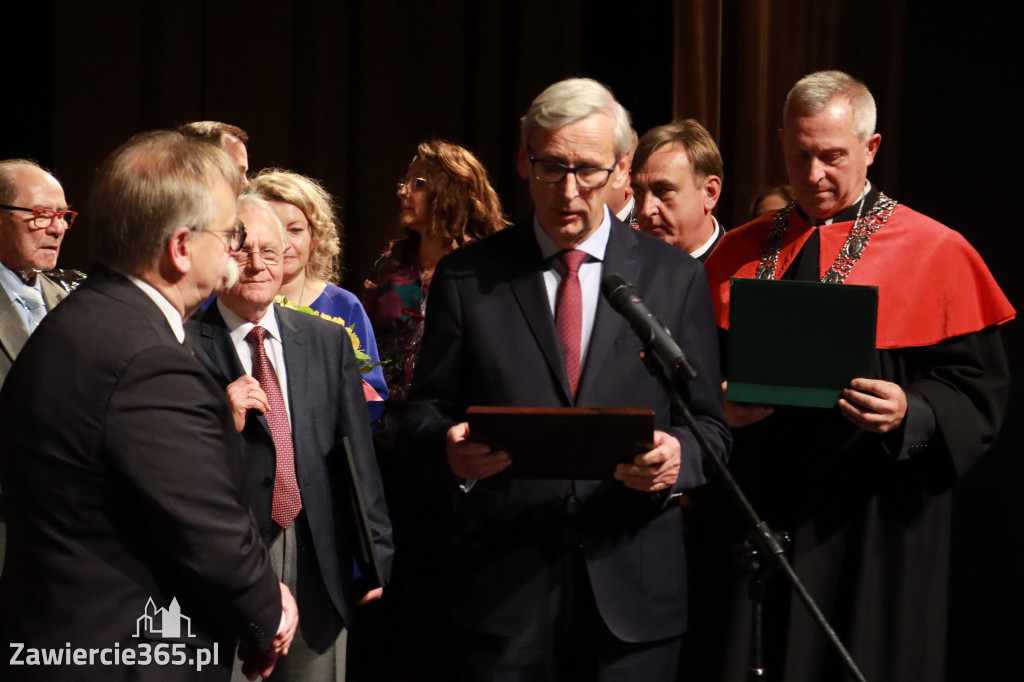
[0,159,74,387]
[0,131,297,681]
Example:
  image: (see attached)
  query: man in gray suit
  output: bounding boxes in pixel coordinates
[0,159,75,574]
[0,159,74,387]
[187,194,393,681]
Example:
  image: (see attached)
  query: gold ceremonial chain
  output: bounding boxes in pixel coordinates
[755,193,898,283]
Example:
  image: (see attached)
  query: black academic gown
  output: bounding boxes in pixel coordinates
[689,194,1012,682]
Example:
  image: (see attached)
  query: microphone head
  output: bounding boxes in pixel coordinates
[601,273,639,311]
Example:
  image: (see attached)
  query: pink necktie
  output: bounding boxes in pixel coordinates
[556,250,588,399]
[245,326,302,529]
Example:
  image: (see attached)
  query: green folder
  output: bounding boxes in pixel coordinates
[726,278,879,409]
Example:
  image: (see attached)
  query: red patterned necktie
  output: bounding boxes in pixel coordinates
[245,325,302,529]
[556,249,588,399]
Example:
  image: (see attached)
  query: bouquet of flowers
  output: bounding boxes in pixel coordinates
[275,295,385,401]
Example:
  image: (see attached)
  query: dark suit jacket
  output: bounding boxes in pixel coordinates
[186,303,393,626]
[400,216,730,643]
[0,268,282,681]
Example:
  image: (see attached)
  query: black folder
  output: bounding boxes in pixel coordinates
[340,436,386,589]
[726,278,878,409]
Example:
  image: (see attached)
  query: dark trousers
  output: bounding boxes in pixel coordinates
[454,549,681,682]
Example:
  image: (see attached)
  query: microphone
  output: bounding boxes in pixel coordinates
[601,273,697,383]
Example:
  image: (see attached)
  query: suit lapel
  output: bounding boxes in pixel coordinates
[39,275,68,310]
[0,293,29,363]
[0,275,67,363]
[577,220,643,402]
[504,221,573,403]
[278,307,310,438]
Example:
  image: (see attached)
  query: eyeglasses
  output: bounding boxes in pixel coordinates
[194,223,247,251]
[0,204,78,229]
[233,245,283,266]
[397,177,428,192]
[527,157,616,189]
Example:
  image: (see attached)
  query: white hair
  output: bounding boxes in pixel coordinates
[783,70,877,142]
[520,78,634,158]
[236,192,285,245]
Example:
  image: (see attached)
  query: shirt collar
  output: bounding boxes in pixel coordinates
[690,216,723,260]
[216,298,282,345]
[127,275,186,343]
[613,196,635,224]
[803,180,873,226]
[0,260,43,301]
[532,205,612,263]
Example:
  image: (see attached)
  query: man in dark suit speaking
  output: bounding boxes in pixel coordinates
[0,131,296,681]
[187,194,392,681]
[400,78,730,681]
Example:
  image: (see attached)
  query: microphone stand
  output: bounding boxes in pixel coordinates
[639,352,867,682]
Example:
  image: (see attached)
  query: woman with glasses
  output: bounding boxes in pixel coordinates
[250,168,389,423]
[362,139,509,435]
[354,140,507,681]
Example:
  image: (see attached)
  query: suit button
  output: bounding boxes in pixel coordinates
[262,475,273,487]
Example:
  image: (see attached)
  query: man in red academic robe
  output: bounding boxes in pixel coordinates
[693,70,1015,682]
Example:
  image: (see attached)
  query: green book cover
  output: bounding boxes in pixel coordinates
[726,278,878,409]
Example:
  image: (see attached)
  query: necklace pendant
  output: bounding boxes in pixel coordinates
[756,264,776,280]
[842,235,866,259]
[822,270,844,284]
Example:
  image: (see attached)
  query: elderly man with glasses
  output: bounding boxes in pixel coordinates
[187,193,393,682]
[0,159,77,388]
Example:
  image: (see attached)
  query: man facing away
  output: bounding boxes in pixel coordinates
[0,130,297,681]
[696,70,1015,682]
[187,194,393,682]
[179,120,250,187]
[400,77,730,681]
[631,119,725,262]
[605,128,639,228]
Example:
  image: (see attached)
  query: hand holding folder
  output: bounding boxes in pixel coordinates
[726,278,879,409]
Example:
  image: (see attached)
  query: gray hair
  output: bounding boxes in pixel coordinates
[783,70,877,142]
[0,159,48,205]
[236,192,286,245]
[520,78,634,158]
[89,130,241,275]
[178,121,249,146]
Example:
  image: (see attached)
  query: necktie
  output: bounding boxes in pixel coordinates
[556,250,588,399]
[19,288,46,332]
[245,326,302,528]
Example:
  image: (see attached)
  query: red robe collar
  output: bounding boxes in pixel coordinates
[704,203,1015,349]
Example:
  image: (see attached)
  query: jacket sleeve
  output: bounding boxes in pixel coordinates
[104,344,283,650]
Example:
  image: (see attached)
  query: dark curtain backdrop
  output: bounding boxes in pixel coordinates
[2,1,1021,679]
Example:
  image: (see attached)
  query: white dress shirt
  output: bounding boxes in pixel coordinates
[0,262,48,332]
[127,275,186,343]
[533,205,612,369]
[216,299,294,429]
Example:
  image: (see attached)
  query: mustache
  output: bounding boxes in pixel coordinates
[220,257,240,290]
